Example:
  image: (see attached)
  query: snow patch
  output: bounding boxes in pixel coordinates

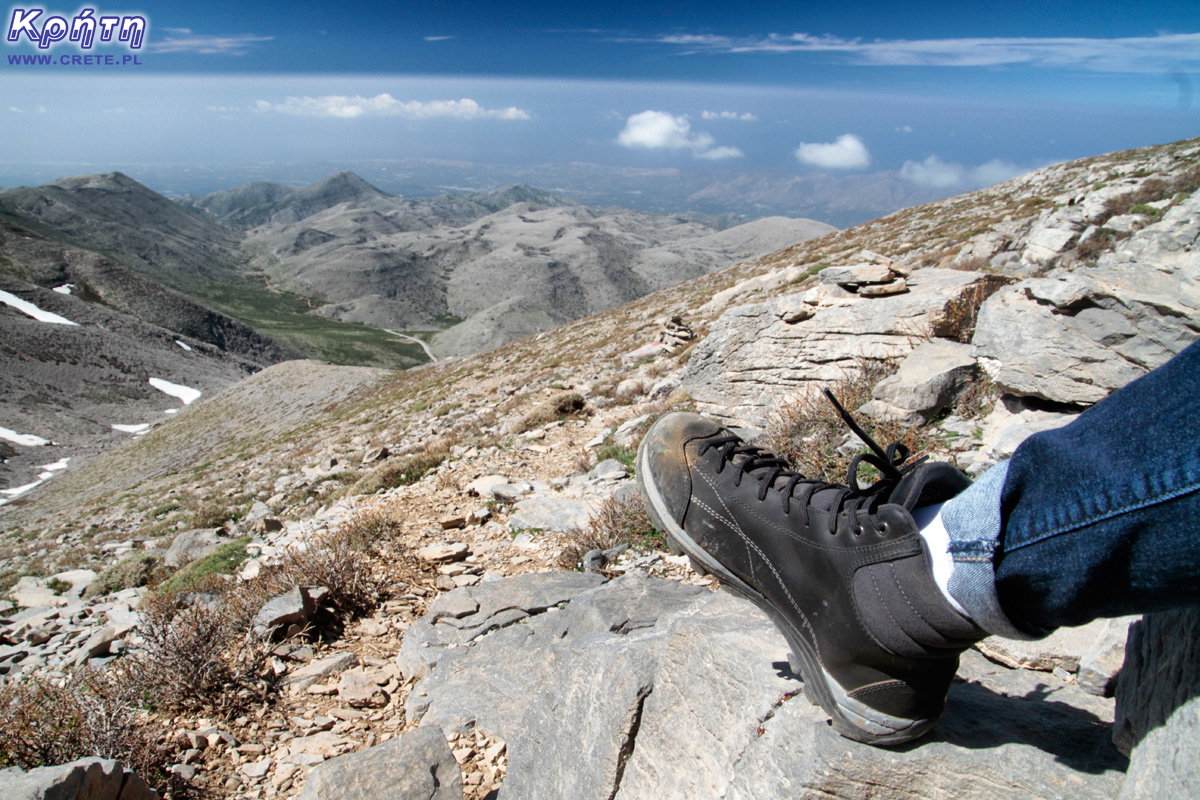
[112,423,151,434]
[0,427,49,447]
[0,289,80,326]
[53,284,74,295]
[175,340,193,351]
[40,457,70,472]
[0,478,45,504]
[149,377,201,405]
[164,408,179,415]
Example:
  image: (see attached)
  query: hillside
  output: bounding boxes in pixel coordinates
[2,137,1198,800]
[237,180,835,354]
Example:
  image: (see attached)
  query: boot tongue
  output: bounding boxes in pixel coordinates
[888,462,973,510]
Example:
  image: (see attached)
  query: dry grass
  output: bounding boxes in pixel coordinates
[514,392,588,433]
[762,358,940,485]
[350,443,452,496]
[558,495,665,571]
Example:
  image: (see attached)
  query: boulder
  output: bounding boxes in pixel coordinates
[861,338,976,426]
[398,571,1125,800]
[1,758,159,800]
[507,496,591,533]
[1113,609,1200,798]
[252,586,316,638]
[974,196,1200,405]
[164,528,223,569]
[683,268,993,427]
[297,725,461,800]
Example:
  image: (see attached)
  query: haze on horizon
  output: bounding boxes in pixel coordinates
[2,0,1197,210]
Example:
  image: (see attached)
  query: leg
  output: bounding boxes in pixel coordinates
[942,338,1200,638]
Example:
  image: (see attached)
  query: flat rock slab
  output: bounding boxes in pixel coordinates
[2,757,159,800]
[396,571,604,681]
[283,652,359,690]
[507,495,592,533]
[399,571,1129,800]
[682,268,992,427]
[298,725,461,800]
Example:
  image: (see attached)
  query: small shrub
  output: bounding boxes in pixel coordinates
[558,495,664,570]
[181,492,229,528]
[0,669,169,785]
[955,371,1001,421]
[84,553,163,599]
[1076,227,1131,262]
[155,537,251,596]
[43,577,72,596]
[122,588,272,717]
[270,510,397,616]
[515,392,587,433]
[1128,203,1161,217]
[350,445,450,495]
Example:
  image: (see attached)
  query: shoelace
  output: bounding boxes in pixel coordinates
[697,389,928,535]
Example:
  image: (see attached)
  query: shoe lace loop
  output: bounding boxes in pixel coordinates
[697,391,928,533]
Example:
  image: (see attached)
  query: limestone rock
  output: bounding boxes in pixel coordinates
[298,725,461,800]
[683,268,992,426]
[338,669,388,708]
[1113,609,1200,798]
[397,572,1124,800]
[2,758,159,800]
[416,542,469,564]
[283,652,359,690]
[507,496,591,533]
[396,571,604,681]
[164,528,224,569]
[253,586,316,638]
[819,262,894,286]
[974,198,1200,405]
[862,338,976,426]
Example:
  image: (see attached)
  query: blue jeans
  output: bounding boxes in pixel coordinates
[941,338,1200,639]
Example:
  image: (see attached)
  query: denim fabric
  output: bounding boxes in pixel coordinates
[941,338,1200,639]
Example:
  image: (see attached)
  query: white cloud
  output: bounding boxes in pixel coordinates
[617,110,743,160]
[795,133,870,169]
[424,35,454,42]
[149,33,274,55]
[899,155,964,187]
[650,31,1200,74]
[900,155,1027,189]
[896,125,913,133]
[702,110,758,121]
[256,94,531,120]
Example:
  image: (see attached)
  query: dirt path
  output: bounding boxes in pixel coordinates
[383,329,438,362]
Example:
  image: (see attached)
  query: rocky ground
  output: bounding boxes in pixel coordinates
[2,136,1199,798]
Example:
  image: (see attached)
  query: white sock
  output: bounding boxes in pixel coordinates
[911,503,969,617]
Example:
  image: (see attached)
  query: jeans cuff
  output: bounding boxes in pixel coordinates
[940,460,1035,640]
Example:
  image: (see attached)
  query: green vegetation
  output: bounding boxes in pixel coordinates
[43,577,72,596]
[596,443,637,472]
[155,537,251,595]
[200,276,431,369]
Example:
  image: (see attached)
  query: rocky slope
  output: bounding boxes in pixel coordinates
[0,214,303,499]
[2,136,1199,799]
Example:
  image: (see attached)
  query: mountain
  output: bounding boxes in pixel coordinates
[2,137,1198,800]
[237,180,836,354]
[0,172,244,283]
[0,212,303,498]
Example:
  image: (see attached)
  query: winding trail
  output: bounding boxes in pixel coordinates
[384,329,438,362]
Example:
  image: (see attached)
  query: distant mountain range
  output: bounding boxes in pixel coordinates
[0,169,835,490]
[0,159,963,229]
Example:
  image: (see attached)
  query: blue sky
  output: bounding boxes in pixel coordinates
[1,1,1198,195]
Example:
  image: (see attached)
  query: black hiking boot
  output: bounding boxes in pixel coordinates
[636,394,986,745]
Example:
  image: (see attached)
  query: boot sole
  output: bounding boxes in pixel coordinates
[637,433,933,746]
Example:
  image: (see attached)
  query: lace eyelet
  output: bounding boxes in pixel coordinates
[877,521,889,535]
[853,524,864,536]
